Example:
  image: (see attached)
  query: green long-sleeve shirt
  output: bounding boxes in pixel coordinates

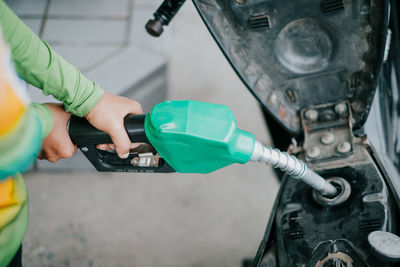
[0,0,104,138]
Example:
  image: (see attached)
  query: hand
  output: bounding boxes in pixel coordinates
[85,92,143,158]
[38,103,77,162]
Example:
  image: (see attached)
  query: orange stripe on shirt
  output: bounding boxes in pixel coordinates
[0,179,17,208]
[0,83,26,135]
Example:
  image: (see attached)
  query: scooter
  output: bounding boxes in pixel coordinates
[68,0,400,266]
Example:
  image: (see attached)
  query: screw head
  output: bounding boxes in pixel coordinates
[145,18,164,37]
[335,103,348,116]
[337,142,351,154]
[321,133,335,145]
[307,146,321,159]
[305,109,318,122]
[268,93,278,106]
[81,147,88,152]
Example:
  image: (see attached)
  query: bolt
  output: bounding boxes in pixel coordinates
[307,146,321,159]
[305,109,318,122]
[81,147,88,152]
[321,133,335,145]
[235,0,246,4]
[268,93,278,106]
[337,142,351,154]
[335,103,348,116]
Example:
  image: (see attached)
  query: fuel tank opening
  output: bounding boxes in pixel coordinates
[312,177,351,207]
[315,251,354,267]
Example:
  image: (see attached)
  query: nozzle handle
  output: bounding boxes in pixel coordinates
[69,114,149,145]
[68,115,175,173]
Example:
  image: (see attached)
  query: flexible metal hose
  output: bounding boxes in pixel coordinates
[250,140,338,197]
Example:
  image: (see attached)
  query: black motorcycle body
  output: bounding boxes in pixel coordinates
[191,0,400,266]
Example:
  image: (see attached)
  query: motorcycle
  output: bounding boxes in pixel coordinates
[69,0,400,266]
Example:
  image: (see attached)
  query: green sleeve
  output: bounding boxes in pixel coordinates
[0,1,104,117]
[30,103,53,139]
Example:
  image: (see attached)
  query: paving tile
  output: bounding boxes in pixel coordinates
[52,45,121,72]
[4,0,47,16]
[42,19,126,45]
[20,18,42,35]
[85,46,166,96]
[129,9,172,55]
[49,0,130,18]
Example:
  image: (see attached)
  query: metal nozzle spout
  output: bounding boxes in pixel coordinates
[250,140,338,197]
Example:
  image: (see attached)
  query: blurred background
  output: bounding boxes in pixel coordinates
[5,0,279,266]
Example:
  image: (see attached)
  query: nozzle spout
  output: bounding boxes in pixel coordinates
[250,140,338,197]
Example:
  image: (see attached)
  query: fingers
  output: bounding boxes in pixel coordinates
[85,93,144,159]
[97,144,115,150]
[130,143,141,149]
[37,151,44,160]
[107,101,142,158]
[37,144,77,163]
[97,143,140,151]
[37,103,78,163]
[108,123,132,158]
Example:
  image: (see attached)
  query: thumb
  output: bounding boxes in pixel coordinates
[108,123,131,158]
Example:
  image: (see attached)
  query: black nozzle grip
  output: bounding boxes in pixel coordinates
[69,114,149,145]
[67,114,174,173]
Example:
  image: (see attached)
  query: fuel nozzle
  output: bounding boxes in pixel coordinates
[249,140,338,197]
[145,0,186,37]
[144,100,338,197]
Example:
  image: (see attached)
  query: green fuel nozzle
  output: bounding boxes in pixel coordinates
[144,100,254,173]
[145,100,337,197]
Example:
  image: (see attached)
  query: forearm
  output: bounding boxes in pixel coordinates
[0,1,104,117]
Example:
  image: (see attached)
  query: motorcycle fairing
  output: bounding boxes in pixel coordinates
[192,0,389,135]
[251,142,398,266]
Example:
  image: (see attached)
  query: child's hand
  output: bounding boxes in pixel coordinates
[38,93,142,162]
[85,92,143,159]
[38,103,77,162]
